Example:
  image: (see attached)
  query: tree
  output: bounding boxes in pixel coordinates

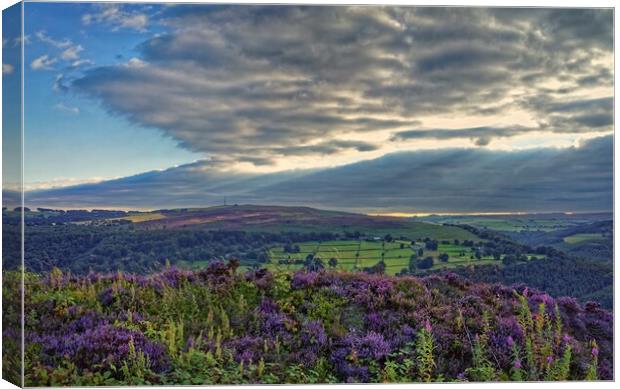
[365,260,386,274]
[502,254,517,266]
[328,257,338,268]
[409,254,418,273]
[304,256,325,271]
[374,260,386,274]
[417,256,434,269]
[425,240,438,251]
[439,253,449,262]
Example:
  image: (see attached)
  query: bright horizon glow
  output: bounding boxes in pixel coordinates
[5,203,611,217]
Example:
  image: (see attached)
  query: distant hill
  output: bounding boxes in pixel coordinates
[22,136,612,213]
[130,204,480,240]
[415,212,612,232]
[503,219,613,262]
[3,205,478,275]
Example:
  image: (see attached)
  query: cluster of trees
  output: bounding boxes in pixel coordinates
[280,255,340,271]
[441,255,613,309]
[411,222,614,309]
[560,238,613,263]
[451,222,609,264]
[445,224,550,264]
[397,224,567,277]
[506,220,613,262]
[282,244,301,253]
[416,256,435,269]
[407,255,434,271]
[424,240,438,250]
[361,260,386,274]
[302,255,326,271]
[1,222,342,274]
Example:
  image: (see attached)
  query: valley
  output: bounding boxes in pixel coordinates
[2,204,613,309]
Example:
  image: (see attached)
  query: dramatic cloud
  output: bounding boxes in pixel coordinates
[527,96,614,132]
[70,6,612,168]
[392,126,537,146]
[275,140,380,156]
[26,135,612,214]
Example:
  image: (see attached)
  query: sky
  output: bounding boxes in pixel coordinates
[2,2,21,191]
[2,3,614,213]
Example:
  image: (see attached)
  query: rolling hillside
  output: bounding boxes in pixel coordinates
[129,204,479,240]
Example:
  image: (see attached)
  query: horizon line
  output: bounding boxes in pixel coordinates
[2,203,613,218]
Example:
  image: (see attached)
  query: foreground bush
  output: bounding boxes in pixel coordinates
[2,261,612,385]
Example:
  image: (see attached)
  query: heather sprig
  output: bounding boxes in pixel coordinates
[508,336,524,381]
[585,340,599,380]
[415,320,435,382]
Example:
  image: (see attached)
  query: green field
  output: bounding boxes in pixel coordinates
[563,233,606,244]
[265,239,521,275]
[118,212,167,222]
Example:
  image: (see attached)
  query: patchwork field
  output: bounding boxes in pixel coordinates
[265,239,533,275]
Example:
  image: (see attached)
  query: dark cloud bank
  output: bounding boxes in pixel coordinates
[25,135,612,213]
[70,6,613,164]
